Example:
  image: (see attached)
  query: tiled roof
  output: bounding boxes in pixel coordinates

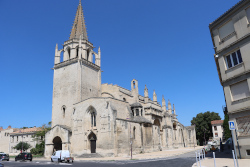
[211,120,224,125]
[209,0,247,28]
[11,127,42,134]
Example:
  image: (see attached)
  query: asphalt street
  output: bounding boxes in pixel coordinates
[1,151,197,167]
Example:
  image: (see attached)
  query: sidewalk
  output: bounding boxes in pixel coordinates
[75,146,204,161]
[192,151,250,167]
[33,146,204,161]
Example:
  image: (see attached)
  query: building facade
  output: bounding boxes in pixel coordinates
[209,0,250,159]
[45,1,196,158]
[211,120,224,141]
[0,126,42,155]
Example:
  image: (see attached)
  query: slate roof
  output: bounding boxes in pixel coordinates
[211,120,224,125]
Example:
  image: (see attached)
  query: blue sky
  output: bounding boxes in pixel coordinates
[0,0,240,129]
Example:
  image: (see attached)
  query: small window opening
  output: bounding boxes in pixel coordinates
[133,127,136,139]
[91,112,96,127]
[123,98,126,102]
[132,110,134,117]
[214,126,217,131]
[76,46,79,58]
[63,107,66,118]
[136,109,139,116]
[93,53,95,64]
[246,150,250,155]
[133,81,135,89]
[67,48,71,59]
[141,109,143,116]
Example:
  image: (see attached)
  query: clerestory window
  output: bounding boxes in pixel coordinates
[225,50,242,69]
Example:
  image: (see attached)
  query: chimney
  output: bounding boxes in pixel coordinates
[7,125,11,129]
[0,127,3,130]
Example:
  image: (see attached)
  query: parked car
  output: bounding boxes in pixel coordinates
[0,153,9,161]
[51,150,74,163]
[15,153,32,161]
[0,162,4,167]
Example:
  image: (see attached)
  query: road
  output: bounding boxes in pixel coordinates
[1,150,197,167]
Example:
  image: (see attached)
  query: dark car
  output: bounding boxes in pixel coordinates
[15,153,32,161]
[0,153,9,161]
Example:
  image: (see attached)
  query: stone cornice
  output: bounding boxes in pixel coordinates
[53,57,100,71]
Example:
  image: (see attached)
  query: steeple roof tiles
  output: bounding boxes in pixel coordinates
[69,1,88,40]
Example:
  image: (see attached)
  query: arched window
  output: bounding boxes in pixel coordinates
[133,81,135,89]
[91,112,96,127]
[93,53,95,64]
[141,109,143,116]
[136,109,139,116]
[62,106,66,118]
[67,47,71,59]
[76,46,79,58]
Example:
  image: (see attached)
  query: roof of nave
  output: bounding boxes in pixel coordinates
[211,120,224,125]
[69,0,88,40]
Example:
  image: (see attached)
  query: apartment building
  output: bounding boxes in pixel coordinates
[209,0,250,159]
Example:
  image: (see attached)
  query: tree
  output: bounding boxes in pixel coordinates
[191,111,221,146]
[223,113,231,140]
[14,142,31,152]
[31,122,51,155]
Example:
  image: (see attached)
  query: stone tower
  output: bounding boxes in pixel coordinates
[51,1,101,127]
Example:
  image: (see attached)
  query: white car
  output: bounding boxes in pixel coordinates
[51,150,74,163]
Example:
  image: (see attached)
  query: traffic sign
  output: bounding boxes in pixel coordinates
[229,121,235,130]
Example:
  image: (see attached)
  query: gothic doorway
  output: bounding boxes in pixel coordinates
[88,132,97,153]
[53,136,62,151]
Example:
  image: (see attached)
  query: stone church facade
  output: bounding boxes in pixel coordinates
[44,1,196,157]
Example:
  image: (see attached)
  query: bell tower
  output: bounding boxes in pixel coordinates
[52,0,101,127]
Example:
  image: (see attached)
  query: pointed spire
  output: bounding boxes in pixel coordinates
[162,95,166,107]
[168,99,172,114]
[144,85,148,97]
[173,104,176,115]
[153,90,157,102]
[70,0,88,40]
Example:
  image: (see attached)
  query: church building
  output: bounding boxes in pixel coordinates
[45,1,196,157]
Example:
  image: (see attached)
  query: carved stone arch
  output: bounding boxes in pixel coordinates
[52,136,62,151]
[154,119,160,126]
[88,131,97,153]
